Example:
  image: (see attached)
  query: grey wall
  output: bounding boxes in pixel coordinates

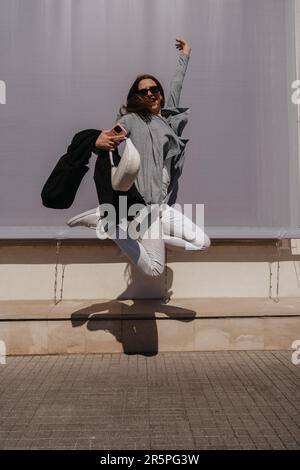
[0,0,298,238]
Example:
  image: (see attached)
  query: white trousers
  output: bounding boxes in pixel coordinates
[104,203,211,278]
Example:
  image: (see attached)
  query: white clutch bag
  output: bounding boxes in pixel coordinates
[109,137,140,191]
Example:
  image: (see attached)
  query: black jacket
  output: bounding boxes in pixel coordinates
[41,129,146,220]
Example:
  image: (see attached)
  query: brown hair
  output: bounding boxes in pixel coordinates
[118,74,165,123]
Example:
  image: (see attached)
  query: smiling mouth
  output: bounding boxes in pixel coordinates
[143,97,159,108]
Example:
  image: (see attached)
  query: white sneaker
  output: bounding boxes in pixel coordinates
[67,207,100,229]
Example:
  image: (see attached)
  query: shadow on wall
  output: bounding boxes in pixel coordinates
[70,266,196,356]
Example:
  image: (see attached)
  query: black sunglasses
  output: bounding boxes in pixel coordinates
[136,85,160,97]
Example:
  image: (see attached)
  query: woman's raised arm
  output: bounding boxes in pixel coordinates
[166,38,192,108]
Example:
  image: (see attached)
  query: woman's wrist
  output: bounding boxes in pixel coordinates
[182,48,191,56]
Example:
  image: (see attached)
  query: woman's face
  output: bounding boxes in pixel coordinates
[137,79,162,114]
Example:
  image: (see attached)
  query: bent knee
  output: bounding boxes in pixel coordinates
[193,233,211,251]
[203,234,211,249]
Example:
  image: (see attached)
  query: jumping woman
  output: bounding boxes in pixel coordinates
[68,38,211,277]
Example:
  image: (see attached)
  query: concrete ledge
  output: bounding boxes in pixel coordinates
[1,297,300,319]
[0,298,299,354]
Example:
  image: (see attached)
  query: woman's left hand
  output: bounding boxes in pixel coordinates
[175,38,191,55]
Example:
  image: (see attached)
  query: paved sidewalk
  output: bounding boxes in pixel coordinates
[0,352,299,450]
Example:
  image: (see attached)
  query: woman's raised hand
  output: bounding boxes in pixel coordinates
[175,38,191,56]
[95,131,124,152]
